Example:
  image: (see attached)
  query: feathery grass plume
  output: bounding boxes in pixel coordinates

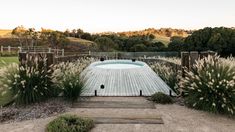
[150,60,180,93]
[0,63,18,106]
[156,56,181,65]
[179,55,235,115]
[52,57,96,101]
[0,55,55,105]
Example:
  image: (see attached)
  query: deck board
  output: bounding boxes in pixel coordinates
[72,101,156,109]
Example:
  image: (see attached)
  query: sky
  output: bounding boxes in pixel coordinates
[0,0,234,33]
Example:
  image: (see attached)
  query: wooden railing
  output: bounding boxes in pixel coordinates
[20,46,64,57]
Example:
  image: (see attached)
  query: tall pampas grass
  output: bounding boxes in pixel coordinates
[52,57,96,101]
[180,55,235,115]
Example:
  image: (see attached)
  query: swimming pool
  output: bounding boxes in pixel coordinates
[81,60,176,96]
[95,60,143,69]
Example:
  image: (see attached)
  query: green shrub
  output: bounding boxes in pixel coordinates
[150,92,173,104]
[179,55,235,115]
[46,115,94,132]
[0,56,55,105]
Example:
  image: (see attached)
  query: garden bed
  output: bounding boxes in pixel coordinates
[0,98,71,123]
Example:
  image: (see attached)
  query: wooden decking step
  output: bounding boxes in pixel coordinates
[92,117,163,124]
[72,101,155,109]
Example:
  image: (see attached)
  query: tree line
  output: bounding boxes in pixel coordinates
[10,26,235,56]
[168,27,235,56]
[12,26,69,48]
[63,28,166,52]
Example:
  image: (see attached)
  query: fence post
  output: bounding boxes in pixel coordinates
[48,48,51,53]
[18,47,22,53]
[56,49,59,56]
[200,51,209,59]
[19,52,27,67]
[46,53,54,67]
[181,52,189,77]
[62,49,64,57]
[0,46,3,53]
[144,55,146,59]
[88,50,91,56]
[189,51,199,70]
[8,46,11,53]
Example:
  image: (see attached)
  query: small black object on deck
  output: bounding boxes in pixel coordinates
[140,90,142,96]
[100,84,105,89]
[169,90,172,97]
[100,57,105,61]
[132,59,136,62]
[95,90,97,96]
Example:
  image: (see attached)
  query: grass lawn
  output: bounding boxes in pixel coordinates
[0,56,18,68]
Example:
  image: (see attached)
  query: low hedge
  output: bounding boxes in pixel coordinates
[46,115,94,132]
[150,92,173,104]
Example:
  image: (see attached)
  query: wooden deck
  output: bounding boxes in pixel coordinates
[81,60,176,96]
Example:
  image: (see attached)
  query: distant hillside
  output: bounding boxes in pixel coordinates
[0,29,12,38]
[0,28,192,50]
[99,28,192,44]
[118,28,191,37]
[152,35,170,45]
[64,37,96,53]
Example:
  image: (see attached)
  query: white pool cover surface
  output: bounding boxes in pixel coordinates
[95,62,142,69]
[81,60,176,96]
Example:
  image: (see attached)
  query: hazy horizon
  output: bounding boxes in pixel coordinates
[0,0,234,33]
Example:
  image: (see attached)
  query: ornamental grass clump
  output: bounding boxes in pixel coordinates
[46,114,94,132]
[52,58,95,101]
[179,55,235,115]
[150,62,180,93]
[0,55,54,105]
[0,63,18,106]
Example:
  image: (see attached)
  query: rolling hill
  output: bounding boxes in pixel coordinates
[0,29,12,38]
[99,28,192,45]
[65,37,96,53]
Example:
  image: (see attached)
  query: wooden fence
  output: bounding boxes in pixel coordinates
[1,46,65,57]
[20,47,64,57]
[18,51,216,75]
[0,46,20,53]
[181,51,216,77]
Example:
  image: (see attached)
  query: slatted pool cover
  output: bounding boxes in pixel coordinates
[81,60,176,96]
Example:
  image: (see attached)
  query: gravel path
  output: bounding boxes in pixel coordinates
[0,97,235,132]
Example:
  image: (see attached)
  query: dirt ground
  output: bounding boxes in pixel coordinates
[0,97,235,132]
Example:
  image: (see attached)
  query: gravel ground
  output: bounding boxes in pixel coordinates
[0,98,71,123]
[0,97,235,132]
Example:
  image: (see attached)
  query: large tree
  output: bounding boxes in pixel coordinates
[184,27,235,56]
[41,29,68,48]
[12,26,39,47]
[11,26,27,47]
[168,36,185,51]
